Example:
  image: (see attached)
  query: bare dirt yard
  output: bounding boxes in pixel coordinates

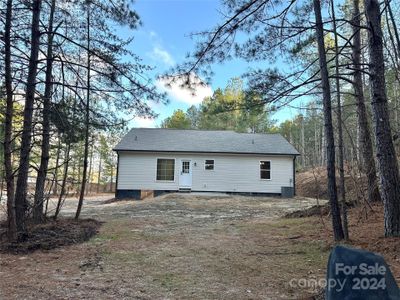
[4,192,400,299]
[0,193,333,299]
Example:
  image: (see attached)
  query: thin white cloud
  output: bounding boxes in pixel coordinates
[148,46,175,67]
[133,116,156,128]
[149,30,157,39]
[157,73,213,105]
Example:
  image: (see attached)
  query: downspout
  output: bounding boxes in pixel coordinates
[115,152,119,198]
[293,156,296,196]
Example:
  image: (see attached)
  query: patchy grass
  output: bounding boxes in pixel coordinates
[3,194,397,299]
[71,208,330,299]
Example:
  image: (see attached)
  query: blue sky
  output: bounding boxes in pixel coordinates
[126,0,302,127]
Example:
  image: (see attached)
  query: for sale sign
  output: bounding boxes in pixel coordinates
[325,245,399,299]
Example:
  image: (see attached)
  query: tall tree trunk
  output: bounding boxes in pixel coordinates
[86,142,94,195]
[321,129,326,166]
[45,134,61,217]
[14,0,42,233]
[384,0,400,55]
[384,0,400,107]
[78,157,81,183]
[75,4,91,219]
[301,114,305,168]
[4,0,17,241]
[384,6,399,70]
[364,0,400,236]
[395,84,399,135]
[313,0,344,241]
[331,0,349,239]
[33,0,56,223]
[51,140,63,197]
[54,143,70,219]
[97,156,102,194]
[52,158,58,194]
[314,121,318,166]
[110,164,113,192]
[72,154,76,184]
[55,86,78,219]
[352,0,382,203]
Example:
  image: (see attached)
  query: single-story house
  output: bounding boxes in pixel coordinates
[113,128,299,199]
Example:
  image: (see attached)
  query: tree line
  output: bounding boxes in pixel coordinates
[160,77,276,133]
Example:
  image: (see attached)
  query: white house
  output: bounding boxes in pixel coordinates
[113,128,299,199]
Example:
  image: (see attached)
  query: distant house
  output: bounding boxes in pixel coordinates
[113,128,299,199]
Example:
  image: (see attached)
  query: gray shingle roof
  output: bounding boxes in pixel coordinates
[114,128,299,155]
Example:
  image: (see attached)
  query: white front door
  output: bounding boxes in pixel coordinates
[179,160,192,188]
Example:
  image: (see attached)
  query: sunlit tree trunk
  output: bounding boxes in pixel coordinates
[86,142,94,195]
[97,156,102,194]
[4,0,17,241]
[331,0,349,239]
[75,3,91,219]
[352,0,382,204]
[14,0,42,233]
[54,144,70,219]
[313,0,344,241]
[33,0,56,223]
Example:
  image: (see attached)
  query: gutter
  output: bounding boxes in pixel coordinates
[112,149,300,156]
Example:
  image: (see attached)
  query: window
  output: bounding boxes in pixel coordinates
[260,161,271,180]
[182,161,190,174]
[205,159,214,170]
[156,159,175,181]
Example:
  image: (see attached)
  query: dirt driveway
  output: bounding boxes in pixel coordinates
[0,193,329,299]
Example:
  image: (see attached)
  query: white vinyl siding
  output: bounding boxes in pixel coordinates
[117,152,294,193]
